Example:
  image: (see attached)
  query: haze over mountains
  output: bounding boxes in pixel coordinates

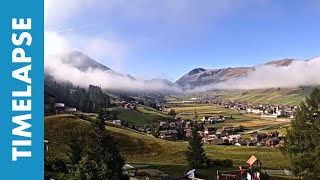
[175,58,304,89]
[45,51,320,92]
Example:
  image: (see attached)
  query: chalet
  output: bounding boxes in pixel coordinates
[257,141,266,147]
[44,91,56,113]
[159,121,169,130]
[266,131,279,138]
[184,121,192,129]
[201,116,210,122]
[159,130,178,140]
[216,129,230,138]
[124,103,131,109]
[204,127,216,135]
[266,137,280,147]
[227,134,241,144]
[238,139,250,146]
[64,107,77,114]
[247,140,258,146]
[238,109,247,114]
[184,128,193,138]
[55,103,65,113]
[69,89,77,94]
[251,108,264,114]
[169,122,177,129]
[197,131,205,138]
[111,120,122,126]
[255,134,267,142]
[208,116,225,123]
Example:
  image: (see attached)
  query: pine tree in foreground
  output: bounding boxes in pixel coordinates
[282,88,320,179]
[185,124,207,168]
[74,111,127,180]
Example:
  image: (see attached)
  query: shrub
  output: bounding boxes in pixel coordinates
[45,157,67,173]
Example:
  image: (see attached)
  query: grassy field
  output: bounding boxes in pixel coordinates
[215,87,318,106]
[82,112,98,119]
[260,124,291,135]
[166,104,252,120]
[109,126,290,169]
[45,114,290,169]
[166,103,289,131]
[45,114,92,162]
[107,105,172,126]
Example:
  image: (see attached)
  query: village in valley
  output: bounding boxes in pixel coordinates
[136,97,293,148]
[44,83,303,180]
[43,1,320,179]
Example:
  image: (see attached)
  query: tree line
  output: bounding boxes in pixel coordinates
[45,74,111,113]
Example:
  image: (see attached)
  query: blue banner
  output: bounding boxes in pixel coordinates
[0,0,44,179]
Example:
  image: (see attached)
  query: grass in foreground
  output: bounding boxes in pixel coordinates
[45,115,291,173]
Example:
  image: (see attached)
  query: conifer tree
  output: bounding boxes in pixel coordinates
[194,108,198,121]
[185,123,207,168]
[168,109,176,117]
[74,111,127,180]
[282,88,320,179]
[65,132,85,165]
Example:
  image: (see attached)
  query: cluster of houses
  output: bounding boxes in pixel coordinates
[201,115,233,123]
[214,101,298,119]
[44,91,79,115]
[179,94,298,119]
[201,126,285,147]
[120,101,137,109]
[158,121,181,140]
[154,119,284,148]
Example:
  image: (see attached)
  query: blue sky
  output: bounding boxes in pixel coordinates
[45,0,320,81]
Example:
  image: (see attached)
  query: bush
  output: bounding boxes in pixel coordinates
[45,157,67,173]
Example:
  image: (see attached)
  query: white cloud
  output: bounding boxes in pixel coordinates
[45,0,320,92]
[45,52,182,92]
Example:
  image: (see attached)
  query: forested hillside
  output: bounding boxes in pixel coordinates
[45,74,110,113]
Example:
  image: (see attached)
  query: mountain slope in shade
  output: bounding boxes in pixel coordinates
[45,51,177,91]
[175,67,252,89]
[175,58,308,89]
[263,58,299,67]
[58,51,112,72]
[126,74,136,81]
[145,78,174,86]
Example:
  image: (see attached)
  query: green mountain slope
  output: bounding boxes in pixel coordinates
[108,105,173,126]
[217,87,319,105]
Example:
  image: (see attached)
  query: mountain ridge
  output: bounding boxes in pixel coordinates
[45,51,320,91]
[175,58,307,89]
